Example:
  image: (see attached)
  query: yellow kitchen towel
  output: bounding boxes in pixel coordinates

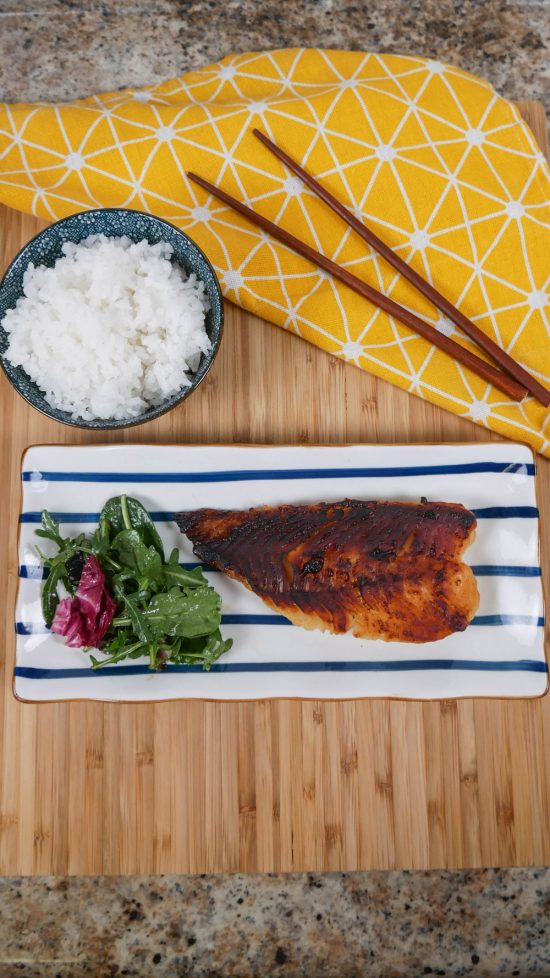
[1,49,549,454]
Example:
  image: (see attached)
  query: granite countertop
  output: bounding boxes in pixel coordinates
[2,870,550,977]
[1,1,549,975]
[0,0,548,112]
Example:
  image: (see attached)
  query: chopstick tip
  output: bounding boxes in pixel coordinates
[187,171,215,196]
[187,171,207,189]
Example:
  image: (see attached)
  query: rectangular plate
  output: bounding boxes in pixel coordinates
[15,442,547,702]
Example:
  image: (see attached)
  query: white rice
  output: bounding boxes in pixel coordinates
[2,234,212,421]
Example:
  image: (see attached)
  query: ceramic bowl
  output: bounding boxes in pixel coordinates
[0,208,224,429]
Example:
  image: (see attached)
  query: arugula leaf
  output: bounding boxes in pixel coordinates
[169,629,233,669]
[41,545,85,624]
[113,586,222,640]
[90,635,148,669]
[89,515,111,556]
[163,563,208,588]
[145,587,222,638]
[201,630,233,669]
[35,510,64,547]
[122,594,153,643]
[41,561,65,626]
[111,569,139,602]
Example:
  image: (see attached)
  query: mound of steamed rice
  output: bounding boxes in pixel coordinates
[2,234,212,421]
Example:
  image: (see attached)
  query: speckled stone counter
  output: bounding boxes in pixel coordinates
[2,870,550,977]
[1,2,550,975]
[0,0,549,112]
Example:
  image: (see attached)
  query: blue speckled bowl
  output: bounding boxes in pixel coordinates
[0,208,224,429]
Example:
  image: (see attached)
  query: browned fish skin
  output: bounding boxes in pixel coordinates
[175,500,480,643]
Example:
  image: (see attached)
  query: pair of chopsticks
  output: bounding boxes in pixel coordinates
[188,131,550,406]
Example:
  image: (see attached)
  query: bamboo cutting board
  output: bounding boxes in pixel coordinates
[0,102,548,875]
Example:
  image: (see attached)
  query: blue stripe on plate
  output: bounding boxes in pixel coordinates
[473,506,539,519]
[20,511,173,523]
[21,462,536,483]
[18,563,543,580]
[14,659,548,679]
[470,565,542,577]
[15,613,545,635]
[230,613,547,628]
[19,565,48,580]
[472,614,545,626]
[17,506,541,524]
[18,561,215,579]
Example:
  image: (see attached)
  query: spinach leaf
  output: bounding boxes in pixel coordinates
[99,495,164,557]
[110,528,143,569]
[111,529,164,596]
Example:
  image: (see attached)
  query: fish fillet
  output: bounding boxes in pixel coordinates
[175,499,480,643]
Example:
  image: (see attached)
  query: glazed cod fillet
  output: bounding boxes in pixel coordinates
[175,499,480,643]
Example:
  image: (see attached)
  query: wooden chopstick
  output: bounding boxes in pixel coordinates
[252,128,550,408]
[187,171,528,402]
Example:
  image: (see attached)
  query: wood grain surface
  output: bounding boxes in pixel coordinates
[0,102,548,874]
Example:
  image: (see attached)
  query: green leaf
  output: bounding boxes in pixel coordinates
[163,563,208,588]
[41,562,65,626]
[111,529,145,570]
[123,594,153,643]
[201,630,233,670]
[35,510,64,548]
[42,510,61,538]
[111,529,163,591]
[99,496,164,557]
[40,545,85,624]
[148,643,160,671]
[139,546,163,585]
[90,637,147,669]
[169,629,233,669]
[111,569,138,602]
[145,586,222,639]
[89,515,111,556]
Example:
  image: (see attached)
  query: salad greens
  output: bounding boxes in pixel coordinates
[36,495,232,671]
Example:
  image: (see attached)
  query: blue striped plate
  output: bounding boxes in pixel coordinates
[15,443,547,702]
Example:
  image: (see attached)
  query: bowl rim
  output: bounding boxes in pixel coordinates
[0,207,225,430]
